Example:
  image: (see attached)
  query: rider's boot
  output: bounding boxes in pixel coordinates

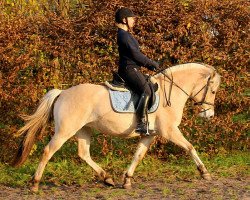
[135,93,155,135]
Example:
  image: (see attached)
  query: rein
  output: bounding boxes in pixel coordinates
[154,69,214,110]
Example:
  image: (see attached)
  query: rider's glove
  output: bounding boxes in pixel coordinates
[148,61,159,72]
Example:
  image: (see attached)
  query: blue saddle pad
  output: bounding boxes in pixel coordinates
[109,89,159,113]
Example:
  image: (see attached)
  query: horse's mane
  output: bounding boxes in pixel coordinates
[155,63,215,78]
[166,63,214,73]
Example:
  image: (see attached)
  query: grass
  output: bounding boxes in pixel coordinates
[162,187,172,196]
[0,151,249,188]
[232,112,249,123]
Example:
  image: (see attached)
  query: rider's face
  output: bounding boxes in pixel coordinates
[126,17,136,29]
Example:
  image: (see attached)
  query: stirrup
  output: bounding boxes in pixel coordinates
[135,128,150,136]
[135,122,155,136]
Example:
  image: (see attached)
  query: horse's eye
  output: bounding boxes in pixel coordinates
[212,91,215,94]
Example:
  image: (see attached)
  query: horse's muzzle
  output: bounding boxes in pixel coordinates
[198,109,214,119]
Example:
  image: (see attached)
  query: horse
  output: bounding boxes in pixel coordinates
[13,63,221,192]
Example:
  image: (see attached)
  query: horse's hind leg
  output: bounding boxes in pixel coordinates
[77,127,114,186]
[123,136,155,189]
[167,126,212,180]
[31,131,73,192]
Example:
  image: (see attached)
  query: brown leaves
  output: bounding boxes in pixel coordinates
[0,0,249,162]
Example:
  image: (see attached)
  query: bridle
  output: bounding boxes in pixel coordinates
[156,69,215,111]
[192,76,214,106]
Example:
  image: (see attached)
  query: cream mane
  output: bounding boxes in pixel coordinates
[155,63,215,78]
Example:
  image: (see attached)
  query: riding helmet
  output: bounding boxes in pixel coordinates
[115,7,136,24]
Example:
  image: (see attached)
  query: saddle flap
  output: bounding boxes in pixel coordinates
[108,89,160,113]
[105,73,160,111]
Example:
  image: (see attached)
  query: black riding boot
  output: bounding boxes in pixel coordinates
[135,93,154,135]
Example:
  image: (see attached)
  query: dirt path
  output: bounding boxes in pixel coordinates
[0,177,249,200]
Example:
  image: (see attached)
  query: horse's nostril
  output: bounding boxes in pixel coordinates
[209,115,214,119]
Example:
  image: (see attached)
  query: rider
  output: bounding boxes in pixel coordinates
[115,7,159,135]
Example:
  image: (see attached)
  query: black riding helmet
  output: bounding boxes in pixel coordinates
[115,7,136,24]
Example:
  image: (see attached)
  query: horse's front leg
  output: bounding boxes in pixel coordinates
[166,126,212,180]
[123,136,155,189]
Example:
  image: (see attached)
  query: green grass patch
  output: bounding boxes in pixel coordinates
[243,88,250,97]
[208,151,250,177]
[162,187,172,196]
[0,151,249,188]
[232,112,249,123]
[0,123,6,129]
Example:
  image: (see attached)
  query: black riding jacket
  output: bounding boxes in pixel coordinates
[117,28,157,72]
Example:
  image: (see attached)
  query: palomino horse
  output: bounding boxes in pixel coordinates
[13,63,221,192]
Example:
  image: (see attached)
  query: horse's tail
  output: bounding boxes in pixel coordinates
[12,89,62,167]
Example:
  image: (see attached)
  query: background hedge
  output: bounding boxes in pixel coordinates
[0,0,249,162]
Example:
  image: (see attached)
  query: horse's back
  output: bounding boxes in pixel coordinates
[57,83,107,103]
[53,83,110,127]
[63,83,107,95]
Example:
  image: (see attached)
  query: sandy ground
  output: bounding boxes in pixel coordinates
[0,176,249,200]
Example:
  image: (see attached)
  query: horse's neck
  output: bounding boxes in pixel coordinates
[156,65,209,109]
[158,68,202,94]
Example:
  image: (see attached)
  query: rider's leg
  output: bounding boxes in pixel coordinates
[135,92,151,134]
[119,67,154,135]
[133,73,153,135]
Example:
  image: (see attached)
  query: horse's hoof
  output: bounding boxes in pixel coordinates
[202,173,212,181]
[104,177,115,186]
[123,176,132,189]
[30,185,39,193]
[123,183,132,189]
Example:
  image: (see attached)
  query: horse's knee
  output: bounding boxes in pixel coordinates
[187,144,194,153]
[78,143,88,160]
[43,146,50,157]
[78,151,88,161]
[78,146,91,161]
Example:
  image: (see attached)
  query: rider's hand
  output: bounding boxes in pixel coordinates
[148,61,159,72]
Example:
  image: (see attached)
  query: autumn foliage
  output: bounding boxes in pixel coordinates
[0,0,249,162]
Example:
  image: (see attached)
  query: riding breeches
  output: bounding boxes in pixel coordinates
[118,67,152,97]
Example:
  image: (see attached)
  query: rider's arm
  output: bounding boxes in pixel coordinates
[125,35,159,70]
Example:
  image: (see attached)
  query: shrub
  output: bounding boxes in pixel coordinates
[0,0,249,162]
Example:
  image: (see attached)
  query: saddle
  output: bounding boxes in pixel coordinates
[105,72,159,113]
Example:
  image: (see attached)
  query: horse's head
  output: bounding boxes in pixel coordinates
[191,70,221,119]
[155,63,221,119]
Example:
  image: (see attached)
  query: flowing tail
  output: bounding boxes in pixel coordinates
[12,89,62,167]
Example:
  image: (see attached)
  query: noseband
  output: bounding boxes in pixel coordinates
[192,76,214,107]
